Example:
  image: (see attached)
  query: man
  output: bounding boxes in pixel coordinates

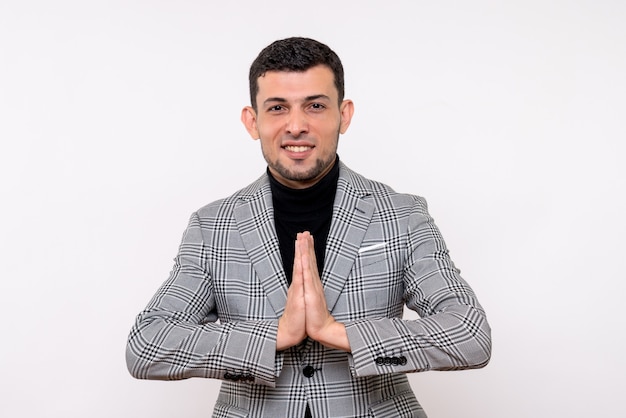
[126,37,491,418]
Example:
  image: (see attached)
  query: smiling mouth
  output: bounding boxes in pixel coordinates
[283,145,313,152]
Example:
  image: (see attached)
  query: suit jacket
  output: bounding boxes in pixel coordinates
[126,163,491,418]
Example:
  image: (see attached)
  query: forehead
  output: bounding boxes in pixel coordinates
[256,65,337,101]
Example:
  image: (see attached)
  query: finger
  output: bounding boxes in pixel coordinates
[305,235,324,294]
[306,233,318,272]
[291,233,304,286]
[299,232,318,276]
[299,234,316,286]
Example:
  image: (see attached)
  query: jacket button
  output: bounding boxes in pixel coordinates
[303,365,316,378]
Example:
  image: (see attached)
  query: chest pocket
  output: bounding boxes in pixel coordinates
[336,243,404,320]
[355,242,389,269]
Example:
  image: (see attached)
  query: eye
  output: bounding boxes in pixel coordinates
[309,103,326,111]
[268,105,284,112]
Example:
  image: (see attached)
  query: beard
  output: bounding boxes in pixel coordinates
[261,131,339,186]
[267,155,335,183]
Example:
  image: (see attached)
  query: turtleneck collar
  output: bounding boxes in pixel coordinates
[268,157,340,216]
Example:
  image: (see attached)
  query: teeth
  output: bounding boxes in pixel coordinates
[285,146,311,152]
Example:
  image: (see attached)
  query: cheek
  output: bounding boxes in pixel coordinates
[321,118,342,136]
[257,122,281,142]
[318,126,341,147]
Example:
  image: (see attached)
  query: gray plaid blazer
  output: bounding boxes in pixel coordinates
[126,163,491,418]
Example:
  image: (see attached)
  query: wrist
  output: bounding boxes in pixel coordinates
[313,318,351,352]
[276,316,305,351]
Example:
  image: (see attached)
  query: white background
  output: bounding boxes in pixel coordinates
[1,1,625,417]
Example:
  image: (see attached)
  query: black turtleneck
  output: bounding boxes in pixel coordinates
[268,158,340,285]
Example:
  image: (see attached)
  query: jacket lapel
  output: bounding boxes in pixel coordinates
[233,176,288,317]
[322,164,375,313]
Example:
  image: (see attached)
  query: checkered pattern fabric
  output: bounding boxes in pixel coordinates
[126,163,491,417]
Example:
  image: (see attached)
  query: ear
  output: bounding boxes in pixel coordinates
[241,106,260,139]
[339,100,354,134]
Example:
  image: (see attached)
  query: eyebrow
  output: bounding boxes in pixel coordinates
[304,94,331,102]
[262,94,332,106]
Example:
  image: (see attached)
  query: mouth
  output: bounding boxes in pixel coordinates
[283,145,314,153]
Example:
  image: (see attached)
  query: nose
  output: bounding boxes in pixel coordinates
[286,108,308,137]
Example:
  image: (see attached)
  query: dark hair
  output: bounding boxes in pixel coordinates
[248,37,345,110]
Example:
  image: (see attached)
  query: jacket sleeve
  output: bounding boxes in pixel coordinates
[345,196,492,377]
[125,212,282,387]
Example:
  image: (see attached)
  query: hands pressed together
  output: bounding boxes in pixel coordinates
[276,232,351,352]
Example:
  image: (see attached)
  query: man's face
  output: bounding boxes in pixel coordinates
[242,65,354,189]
